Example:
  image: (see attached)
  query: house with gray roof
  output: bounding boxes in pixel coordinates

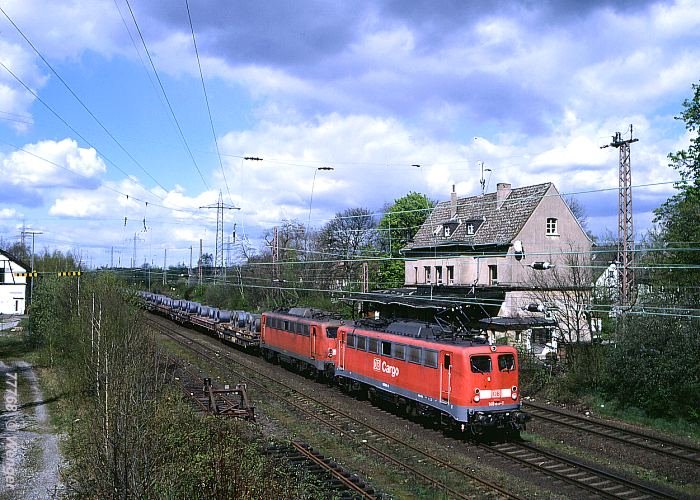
[401,181,593,355]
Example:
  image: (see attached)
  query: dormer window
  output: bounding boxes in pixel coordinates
[439,221,460,239]
[546,217,558,235]
[466,223,475,235]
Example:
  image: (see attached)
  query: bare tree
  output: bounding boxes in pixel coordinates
[565,196,593,239]
[525,248,594,362]
[315,207,378,290]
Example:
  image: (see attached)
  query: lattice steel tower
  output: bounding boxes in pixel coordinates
[602,125,638,307]
[200,191,239,279]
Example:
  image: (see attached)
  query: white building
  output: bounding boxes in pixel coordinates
[0,250,28,315]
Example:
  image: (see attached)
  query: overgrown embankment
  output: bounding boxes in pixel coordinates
[26,274,318,498]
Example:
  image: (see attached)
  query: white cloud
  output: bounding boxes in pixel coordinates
[2,138,106,189]
[0,208,19,219]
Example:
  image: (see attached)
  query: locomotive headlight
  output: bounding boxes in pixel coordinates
[511,386,518,400]
[473,395,480,403]
[474,388,480,394]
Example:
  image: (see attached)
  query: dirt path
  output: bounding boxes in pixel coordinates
[0,361,64,499]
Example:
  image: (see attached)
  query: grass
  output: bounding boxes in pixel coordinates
[580,393,700,442]
[0,330,37,362]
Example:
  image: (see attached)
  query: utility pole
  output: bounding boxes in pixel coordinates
[21,230,42,305]
[163,248,167,285]
[200,190,240,281]
[362,262,369,293]
[189,245,193,286]
[601,125,638,308]
[198,239,203,285]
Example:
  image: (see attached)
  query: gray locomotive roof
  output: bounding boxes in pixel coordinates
[403,182,552,252]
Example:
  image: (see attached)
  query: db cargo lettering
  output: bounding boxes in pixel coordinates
[373,358,400,378]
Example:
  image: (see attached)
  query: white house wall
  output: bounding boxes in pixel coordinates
[0,256,27,315]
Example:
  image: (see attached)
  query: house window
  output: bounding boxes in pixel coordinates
[413,266,418,285]
[607,270,615,279]
[424,266,431,284]
[446,266,454,285]
[435,266,443,284]
[546,217,558,235]
[444,226,451,237]
[532,328,552,345]
[488,265,498,285]
[466,223,475,235]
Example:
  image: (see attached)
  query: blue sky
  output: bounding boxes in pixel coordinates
[0,0,698,268]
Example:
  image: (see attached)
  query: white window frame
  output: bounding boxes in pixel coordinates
[466,223,475,235]
[546,217,558,235]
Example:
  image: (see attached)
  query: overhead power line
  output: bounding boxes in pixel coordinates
[123,0,210,191]
[0,5,169,192]
[185,0,233,205]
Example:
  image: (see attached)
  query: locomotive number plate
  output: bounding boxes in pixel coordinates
[491,389,501,398]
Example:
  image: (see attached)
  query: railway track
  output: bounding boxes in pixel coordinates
[147,314,521,499]
[266,441,378,499]
[149,314,682,499]
[484,441,676,499]
[525,400,700,467]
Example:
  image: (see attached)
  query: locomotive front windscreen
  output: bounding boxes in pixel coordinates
[470,355,492,373]
[498,354,516,371]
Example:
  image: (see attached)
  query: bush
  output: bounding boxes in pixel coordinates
[603,312,700,422]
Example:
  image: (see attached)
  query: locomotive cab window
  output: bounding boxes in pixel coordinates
[393,344,405,361]
[347,333,356,348]
[498,354,516,372]
[382,341,392,357]
[283,320,290,331]
[303,324,310,336]
[443,353,451,370]
[368,337,379,354]
[356,335,367,351]
[326,326,338,339]
[424,349,438,368]
[470,355,492,373]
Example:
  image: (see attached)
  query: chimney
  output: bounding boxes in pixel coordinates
[496,182,511,209]
[450,184,457,219]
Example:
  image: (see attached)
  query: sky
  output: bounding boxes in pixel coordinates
[0,0,698,268]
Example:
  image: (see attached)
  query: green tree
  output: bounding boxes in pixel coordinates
[653,81,700,287]
[375,192,434,289]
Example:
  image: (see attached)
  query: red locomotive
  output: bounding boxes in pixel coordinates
[334,320,527,434]
[261,308,342,376]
